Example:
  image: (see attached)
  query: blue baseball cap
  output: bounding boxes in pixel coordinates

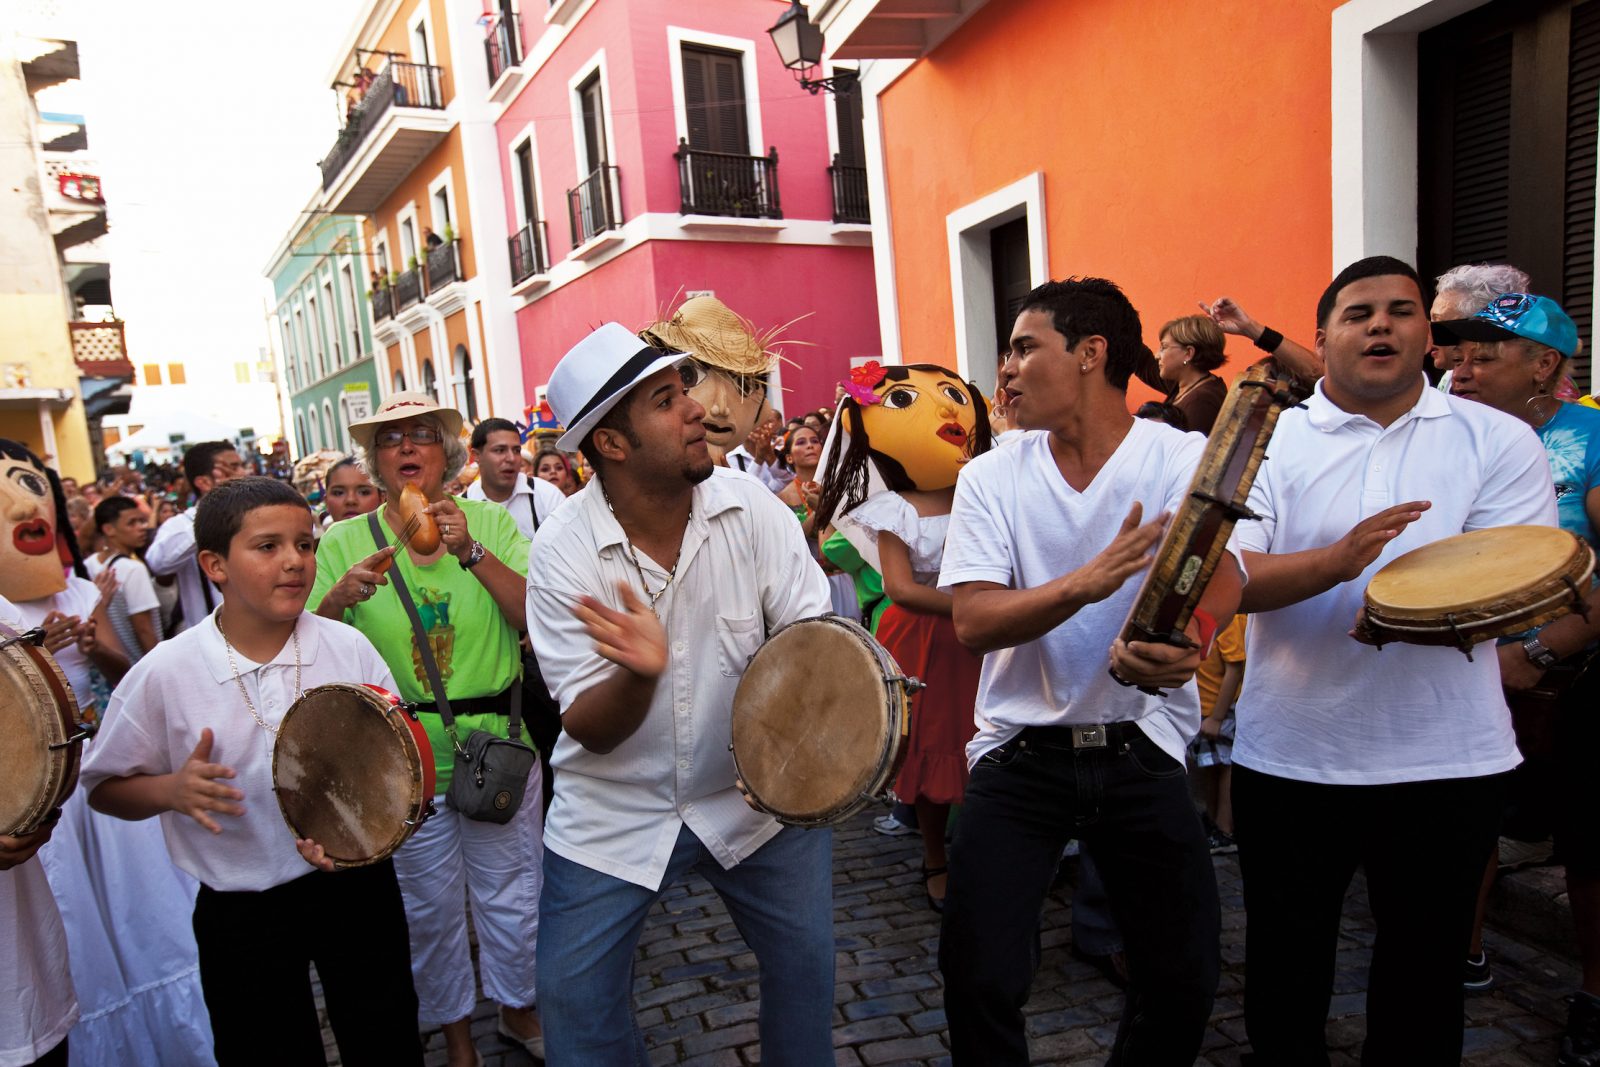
[1432,293,1579,357]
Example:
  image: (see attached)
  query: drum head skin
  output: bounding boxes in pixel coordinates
[733,618,893,824]
[0,631,78,836]
[273,684,419,866]
[1368,526,1584,617]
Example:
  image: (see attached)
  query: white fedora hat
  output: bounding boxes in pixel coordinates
[549,322,689,453]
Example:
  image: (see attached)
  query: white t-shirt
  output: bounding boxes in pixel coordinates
[466,474,568,544]
[1227,381,1557,785]
[144,511,220,633]
[12,578,101,707]
[0,592,79,1067]
[84,553,160,617]
[80,611,399,892]
[939,419,1209,767]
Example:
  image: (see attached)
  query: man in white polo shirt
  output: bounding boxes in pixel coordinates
[145,440,245,631]
[527,323,833,1066]
[466,417,567,541]
[1229,257,1555,1064]
[939,277,1242,1066]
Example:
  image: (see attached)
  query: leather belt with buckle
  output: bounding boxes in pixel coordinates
[1071,725,1107,749]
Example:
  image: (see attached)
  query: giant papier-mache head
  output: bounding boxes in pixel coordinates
[813,362,992,540]
[0,439,81,602]
[640,296,779,454]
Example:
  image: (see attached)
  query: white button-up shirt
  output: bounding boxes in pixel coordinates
[466,474,569,543]
[80,610,399,891]
[1228,380,1557,785]
[528,469,830,889]
[145,510,220,633]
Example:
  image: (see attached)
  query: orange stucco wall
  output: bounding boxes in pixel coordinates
[879,0,1344,407]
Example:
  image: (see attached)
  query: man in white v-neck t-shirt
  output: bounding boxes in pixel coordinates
[939,278,1242,1066]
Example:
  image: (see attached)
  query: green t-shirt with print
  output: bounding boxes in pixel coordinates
[309,498,532,793]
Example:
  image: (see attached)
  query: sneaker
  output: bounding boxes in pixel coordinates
[1206,828,1238,855]
[1560,990,1600,1066]
[1463,950,1494,992]
[872,813,917,837]
[1498,835,1555,870]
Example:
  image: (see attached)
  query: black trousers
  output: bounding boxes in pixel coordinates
[939,724,1220,1066]
[1233,765,1508,1066]
[192,860,423,1067]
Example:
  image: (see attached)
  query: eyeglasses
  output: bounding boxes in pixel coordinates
[373,427,443,448]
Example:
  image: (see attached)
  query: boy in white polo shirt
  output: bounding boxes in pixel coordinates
[81,478,423,1067]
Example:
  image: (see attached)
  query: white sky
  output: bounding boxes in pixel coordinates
[79,0,364,383]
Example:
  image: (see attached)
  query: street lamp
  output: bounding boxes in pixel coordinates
[767,0,851,96]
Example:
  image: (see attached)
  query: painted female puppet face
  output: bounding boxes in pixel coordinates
[851,365,978,491]
[0,452,67,601]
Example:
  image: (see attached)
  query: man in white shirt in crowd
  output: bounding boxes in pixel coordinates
[145,441,245,631]
[0,592,78,1067]
[1229,256,1555,1064]
[86,496,162,659]
[528,324,833,1066]
[466,418,567,541]
[939,278,1242,1066]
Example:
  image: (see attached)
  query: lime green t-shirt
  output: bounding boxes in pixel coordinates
[309,498,532,793]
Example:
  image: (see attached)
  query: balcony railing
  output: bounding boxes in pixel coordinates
[484,14,521,84]
[509,220,550,283]
[674,141,781,220]
[319,62,446,190]
[371,287,394,322]
[426,240,462,292]
[70,321,132,378]
[829,156,870,224]
[567,164,622,247]
[394,267,423,311]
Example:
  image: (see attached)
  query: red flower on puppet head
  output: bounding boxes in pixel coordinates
[842,361,887,406]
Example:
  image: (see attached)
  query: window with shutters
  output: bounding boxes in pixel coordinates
[681,45,749,156]
[1419,0,1600,388]
[991,218,1032,358]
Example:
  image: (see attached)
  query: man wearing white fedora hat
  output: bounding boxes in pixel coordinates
[527,323,835,1066]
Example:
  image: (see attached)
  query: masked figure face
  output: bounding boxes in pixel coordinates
[683,360,768,453]
[849,365,979,491]
[0,450,67,601]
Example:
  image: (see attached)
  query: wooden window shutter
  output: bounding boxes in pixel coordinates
[682,45,748,155]
[1449,33,1515,266]
[1565,0,1600,387]
[834,71,866,166]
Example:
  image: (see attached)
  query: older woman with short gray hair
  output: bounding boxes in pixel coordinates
[1431,263,1531,392]
[309,391,546,1065]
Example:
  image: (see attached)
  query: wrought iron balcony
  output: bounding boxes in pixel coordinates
[371,287,394,322]
[484,13,521,85]
[567,164,623,247]
[829,156,870,224]
[70,321,132,379]
[319,62,446,201]
[509,220,550,284]
[426,240,462,292]
[394,267,423,311]
[674,141,782,220]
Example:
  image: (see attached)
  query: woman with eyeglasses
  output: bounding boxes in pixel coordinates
[309,393,546,1067]
[1154,314,1229,436]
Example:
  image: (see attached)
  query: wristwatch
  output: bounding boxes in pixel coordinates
[1522,633,1559,670]
[460,540,487,569]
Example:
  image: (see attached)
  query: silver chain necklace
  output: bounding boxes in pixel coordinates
[215,617,303,735]
[602,486,690,612]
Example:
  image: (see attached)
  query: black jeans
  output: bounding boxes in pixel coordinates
[939,723,1220,1066]
[192,860,423,1067]
[1233,765,1508,1066]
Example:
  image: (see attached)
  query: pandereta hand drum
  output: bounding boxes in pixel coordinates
[272,683,435,867]
[731,616,921,828]
[1113,362,1302,693]
[0,624,88,835]
[1360,525,1595,654]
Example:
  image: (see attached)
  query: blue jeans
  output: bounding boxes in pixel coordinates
[538,823,834,1067]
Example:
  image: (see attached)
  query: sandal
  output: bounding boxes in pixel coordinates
[923,863,949,913]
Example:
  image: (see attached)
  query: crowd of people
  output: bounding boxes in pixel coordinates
[2,257,1598,1067]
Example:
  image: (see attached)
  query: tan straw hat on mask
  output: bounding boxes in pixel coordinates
[641,296,779,376]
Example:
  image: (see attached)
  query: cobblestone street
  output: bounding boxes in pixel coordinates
[328,809,1580,1066]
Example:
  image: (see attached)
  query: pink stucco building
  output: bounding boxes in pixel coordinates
[489,0,878,417]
